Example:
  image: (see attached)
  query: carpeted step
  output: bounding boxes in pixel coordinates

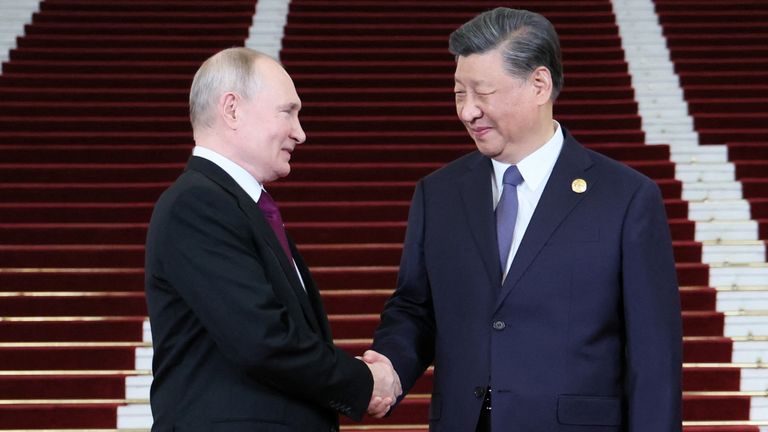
[0,86,188,103]
[0,374,137,399]
[0,404,118,428]
[0,131,192,146]
[735,161,768,179]
[663,20,768,35]
[0,223,150,245]
[671,47,768,62]
[286,1,614,15]
[284,21,620,38]
[683,394,752,421]
[699,129,768,146]
[683,311,725,337]
[0,292,146,316]
[321,290,392,315]
[279,48,627,64]
[0,268,144,292]
[0,145,190,164]
[0,203,155,223]
[684,85,768,99]
[0,345,139,370]
[680,286,717,311]
[694,113,768,129]
[16,35,247,50]
[688,99,768,115]
[30,11,254,25]
[285,11,619,27]
[675,58,768,73]
[667,33,768,48]
[728,143,768,160]
[685,427,760,432]
[683,367,742,392]
[38,0,257,14]
[282,34,623,50]
[0,243,144,268]
[741,179,768,199]
[679,71,768,88]
[750,198,768,219]
[659,10,768,25]
[23,22,250,37]
[0,318,144,342]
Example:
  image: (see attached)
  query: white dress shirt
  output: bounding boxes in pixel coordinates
[192,146,306,289]
[491,122,564,282]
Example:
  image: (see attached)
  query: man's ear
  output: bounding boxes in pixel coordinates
[220,92,239,129]
[530,66,553,105]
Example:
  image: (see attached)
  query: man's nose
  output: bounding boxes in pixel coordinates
[458,97,482,123]
[292,119,306,144]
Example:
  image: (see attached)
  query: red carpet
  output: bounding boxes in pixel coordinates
[657,0,768,234]
[0,0,758,429]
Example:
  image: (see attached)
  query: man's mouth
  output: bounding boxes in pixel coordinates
[470,126,492,138]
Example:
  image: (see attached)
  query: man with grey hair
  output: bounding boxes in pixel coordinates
[145,47,400,431]
[365,7,682,431]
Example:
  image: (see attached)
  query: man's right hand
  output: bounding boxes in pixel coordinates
[362,350,402,418]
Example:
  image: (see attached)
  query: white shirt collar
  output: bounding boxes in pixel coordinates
[192,146,264,204]
[491,121,564,197]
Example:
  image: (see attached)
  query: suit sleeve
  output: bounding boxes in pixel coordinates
[621,179,683,431]
[372,180,436,396]
[154,184,373,420]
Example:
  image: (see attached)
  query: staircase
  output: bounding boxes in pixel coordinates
[0,0,765,430]
[0,0,257,428]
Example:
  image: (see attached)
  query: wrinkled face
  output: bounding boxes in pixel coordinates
[454,48,540,162]
[234,61,306,183]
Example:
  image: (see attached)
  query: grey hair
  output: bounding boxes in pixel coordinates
[189,47,265,131]
[449,7,563,101]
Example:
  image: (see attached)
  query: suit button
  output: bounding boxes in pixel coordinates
[474,386,486,398]
[492,320,506,330]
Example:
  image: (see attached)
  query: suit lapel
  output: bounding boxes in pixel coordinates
[291,242,333,342]
[186,156,323,335]
[495,133,595,311]
[458,153,503,290]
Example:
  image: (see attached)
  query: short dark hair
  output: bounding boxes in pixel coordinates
[449,7,563,101]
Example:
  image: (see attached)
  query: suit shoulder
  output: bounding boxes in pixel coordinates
[583,146,659,192]
[421,150,484,185]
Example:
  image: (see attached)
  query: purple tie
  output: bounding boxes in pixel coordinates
[496,165,524,273]
[258,191,293,262]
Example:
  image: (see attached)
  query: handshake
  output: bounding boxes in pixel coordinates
[360,349,403,418]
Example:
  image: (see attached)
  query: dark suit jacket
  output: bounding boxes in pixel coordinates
[145,156,372,432]
[372,129,682,431]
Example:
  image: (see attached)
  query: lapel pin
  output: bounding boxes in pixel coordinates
[571,178,587,194]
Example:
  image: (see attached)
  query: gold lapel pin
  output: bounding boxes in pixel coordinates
[571,178,587,194]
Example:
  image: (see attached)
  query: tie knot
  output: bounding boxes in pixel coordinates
[257,191,279,216]
[503,165,524,187]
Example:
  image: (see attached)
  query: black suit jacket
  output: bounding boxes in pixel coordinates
[145,156,372,431]
[373,129,682,431]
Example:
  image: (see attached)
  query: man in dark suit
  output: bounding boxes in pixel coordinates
[145,47,400,431]
[364,7,682,431]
